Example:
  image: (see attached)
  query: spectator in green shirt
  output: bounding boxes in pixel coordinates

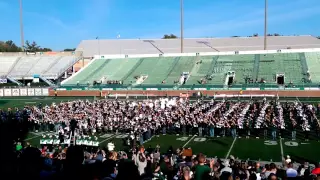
[16,142,23,151]
[193,153,214,180]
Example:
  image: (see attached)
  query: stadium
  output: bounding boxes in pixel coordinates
[2,35,320,160]
[1,1,320,179]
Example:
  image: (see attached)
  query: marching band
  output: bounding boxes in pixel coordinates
[24,98,320,149]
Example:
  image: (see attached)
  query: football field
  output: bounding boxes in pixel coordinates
[2,96,320,165]
[24,131,320,164]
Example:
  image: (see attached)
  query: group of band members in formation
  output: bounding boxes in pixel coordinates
[28,97,320,148]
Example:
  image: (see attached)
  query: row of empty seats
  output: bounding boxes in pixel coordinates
[0,56,78,79]
[63,52,320,86]
[0,57,18,76]
[305,52,320,83]
[258,53,304,83]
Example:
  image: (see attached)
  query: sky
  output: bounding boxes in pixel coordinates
[0,0,319,50]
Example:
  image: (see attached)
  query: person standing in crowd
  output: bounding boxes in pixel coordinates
[134,146,147,175]
[193,153,214,180]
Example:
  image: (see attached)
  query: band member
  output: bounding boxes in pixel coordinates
[59,126,65,144]
[271,120,277,141]
[291,119,297,141]
[70,118,77,137]
[34,119,40,132]
[209,120,215,138]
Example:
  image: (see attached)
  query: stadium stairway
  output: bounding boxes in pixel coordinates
[41,56,63,75]
[6,57,21,76]
[252,54,260,81]
[6,76,23,86]
[85,59,111,83]
[305,52,320,83]
[39,76,56,86]
[142,57,178,84]
[83,59,111,83]
[299,53,310,81]
[107,58,140,81]
[187,56,216,85]
[25,57,42,77]
[165,57,196,84]
[121,58,145,83]
[62,58,105,85]
[123,57,160,84]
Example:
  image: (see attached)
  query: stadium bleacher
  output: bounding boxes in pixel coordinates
[258,53,304,83]
[62,52,320,87]
[0,55,79,79]
[305,52,320,83]
[77,36,320,57]
[0,57,18,76]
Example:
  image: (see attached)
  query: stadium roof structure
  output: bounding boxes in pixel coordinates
[76,35,320,57]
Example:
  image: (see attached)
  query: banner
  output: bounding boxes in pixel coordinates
[42,88,49,96]
[34,88,42,96]
[246,88,259,90]
[180,93,189,98]
[285,87,304,90]
[193,88,207,90]
[12,89,20,96]
[209,88,228,90]
[20,89,27,96]
[304,87,320,90]
[145,88,158,91]
[28,88,35,96]
[4,89,11,96]
[0,89,3,96]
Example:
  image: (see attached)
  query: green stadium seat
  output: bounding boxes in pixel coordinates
[305,52,320,83]
[258,53,303,84]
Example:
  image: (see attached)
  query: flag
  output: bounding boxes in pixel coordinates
[117,34,120,39]
[96,36,99,39]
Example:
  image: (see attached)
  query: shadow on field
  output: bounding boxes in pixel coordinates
[209,139,230,147]
[290,154,318,165]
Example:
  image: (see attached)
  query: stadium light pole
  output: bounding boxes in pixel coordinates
[96,36,100,57]
[180,0,184,53]
[264,0,268,50]
[19,0,25,51]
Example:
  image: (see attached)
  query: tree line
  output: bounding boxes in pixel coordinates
[0,40,75,52]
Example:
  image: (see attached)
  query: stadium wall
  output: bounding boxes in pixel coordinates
[93,48,320,59]
[49,89,320,97]
[1,88,319,98]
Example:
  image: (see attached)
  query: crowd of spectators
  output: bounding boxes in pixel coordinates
[9,142,320,180]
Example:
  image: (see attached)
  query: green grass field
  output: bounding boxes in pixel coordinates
[2,96,320,165]
[24,131,320,164]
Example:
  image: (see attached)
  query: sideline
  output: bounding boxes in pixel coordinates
[182,135,196,148]
[280,138,284,160]
[224,137,237,160]
[99,134,117,144]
